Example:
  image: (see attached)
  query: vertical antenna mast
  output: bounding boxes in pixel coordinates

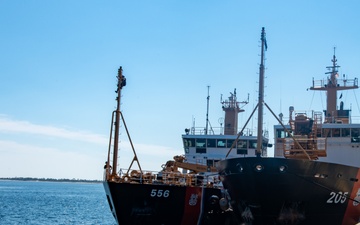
[205,86,210,135]
[112,67,126,176]
[256,27,267,156]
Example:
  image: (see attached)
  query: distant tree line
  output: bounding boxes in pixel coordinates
[0,177,102,183]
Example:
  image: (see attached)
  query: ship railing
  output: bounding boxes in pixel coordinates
[324,115,360,124]
[188,126,222,135]
[187,126,256,136]
[113,168,222,187]
[312,78,358,89]
[283,137,327,159]
[160,171,222,188]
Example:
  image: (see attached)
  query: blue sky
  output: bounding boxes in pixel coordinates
[1,1,360,180]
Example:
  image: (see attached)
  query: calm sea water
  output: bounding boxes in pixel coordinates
[0,180,116,225]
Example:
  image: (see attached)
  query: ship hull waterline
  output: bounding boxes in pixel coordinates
[218,157,360,225]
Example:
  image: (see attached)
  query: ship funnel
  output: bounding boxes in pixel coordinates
[221,90,247,135]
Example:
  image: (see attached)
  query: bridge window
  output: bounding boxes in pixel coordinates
[237,140,248,149]
[237,140,248,155]
[276,129,287,138]
[351,128,360,143]
[249,140,257,149]
[323,128,331,137]
[227,140,236,148]
[341,128,350,137]
[217,139,226,148]
[207,139,216,147]
[195,139,206,153]
[195,139,206,147]
[183,138,195,147]
[183,138,195,153]
[332,128,340,137]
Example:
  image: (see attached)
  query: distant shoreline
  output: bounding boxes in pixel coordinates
[0,177,102,183]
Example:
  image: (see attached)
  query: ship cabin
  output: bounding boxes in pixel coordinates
[274,53,359,166]
[274,110,360,167]
[182,133,269,168]
[180,89,269,170]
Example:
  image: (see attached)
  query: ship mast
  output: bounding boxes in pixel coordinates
[111,67,126,176]
[205,86,210,135]
[310,48,358,123]
[256,27,267,156]
[225,27,267,158]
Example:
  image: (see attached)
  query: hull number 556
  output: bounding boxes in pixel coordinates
[326,191,348,204]
[150,189,170,198]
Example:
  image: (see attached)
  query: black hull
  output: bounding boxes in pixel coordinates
[103,182,238,225]
[218,157,360,225]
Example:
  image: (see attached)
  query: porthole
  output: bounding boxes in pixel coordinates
[279,165,287,173]
[236,163,243,173]
[254,164,264,172]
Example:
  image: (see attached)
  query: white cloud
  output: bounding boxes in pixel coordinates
[0,116,184,179]
[0,116,107,145]
[0,140,104,180]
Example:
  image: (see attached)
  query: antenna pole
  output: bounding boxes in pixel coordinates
[256,27,267,157]
[205,86,210,135]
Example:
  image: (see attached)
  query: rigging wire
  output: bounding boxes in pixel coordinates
[308,89,315,111]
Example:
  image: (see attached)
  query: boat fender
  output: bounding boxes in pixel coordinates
[219,197,229,211]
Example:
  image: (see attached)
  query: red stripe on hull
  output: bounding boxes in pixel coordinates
[181,187,202,225]
[342,168,360,225]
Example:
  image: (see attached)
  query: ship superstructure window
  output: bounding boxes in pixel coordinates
[206,159,220,168]
[227,140,236,148]
[237,140,247,148]
[249,140,257,149]
[207,139,216,147]
[183,138,195,147]
[183,138,195,153]
[237,140,248,155]
[196,148,206,153]
[351,128,360,142]
[332,128,340,137]
[321,128,356,138]
[182,137,258,153]
[196,139,206,153]
[237,149,248,154]
[323,128,331,137]
[196,139,206,147]
[276,129,288,138]
[217,139,226,148]
[341,128,350,137]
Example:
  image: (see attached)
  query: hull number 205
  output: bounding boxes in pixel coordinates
[326,191,348,204]
[150,189,170,198]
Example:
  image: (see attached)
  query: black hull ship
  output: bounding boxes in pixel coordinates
[218,28,360,225]
[103,67,269,224]
[104,182,231,225]
[220,158,360,225]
